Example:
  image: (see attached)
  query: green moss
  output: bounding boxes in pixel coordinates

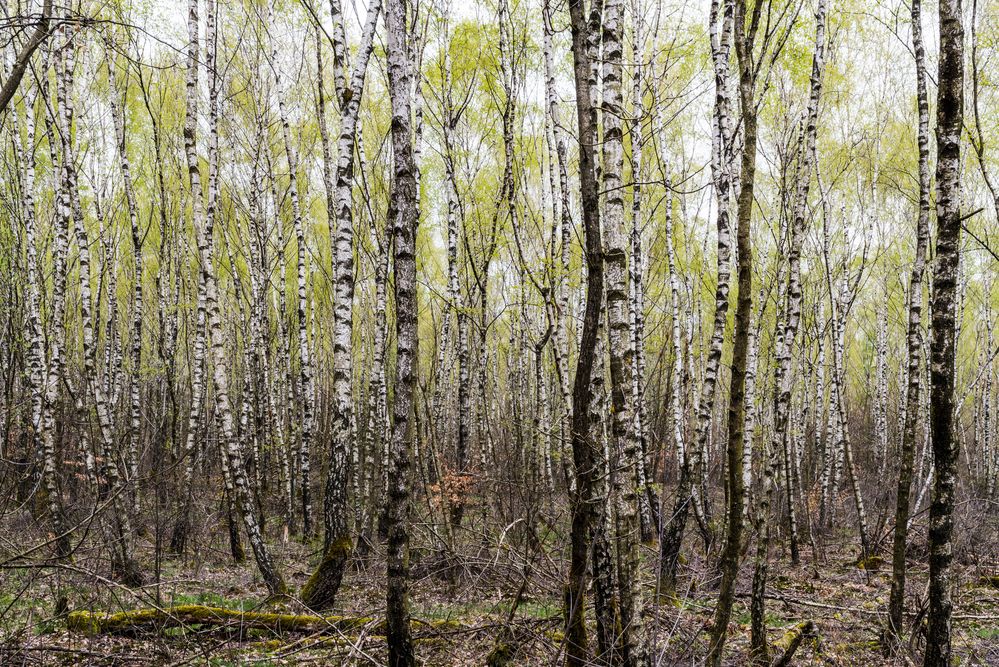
[413,617,464,631]
[67,603,469,642]
[856,555,886,571]
[773,621,815,653]
[66,612,99,634]
[299,538,353,606]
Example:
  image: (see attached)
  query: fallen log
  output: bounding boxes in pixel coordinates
[771,620,816,667]
[67,605,462,637]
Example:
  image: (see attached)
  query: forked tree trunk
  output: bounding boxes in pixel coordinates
[302,0,381,611]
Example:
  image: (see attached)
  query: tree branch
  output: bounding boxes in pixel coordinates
[0,0,53,116]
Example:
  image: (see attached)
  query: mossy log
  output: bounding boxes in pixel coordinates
[67,605,378,637]
[68,604,465,639]
[771,620,816,667]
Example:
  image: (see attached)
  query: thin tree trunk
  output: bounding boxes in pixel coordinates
[371,216,391,542]
[706,0,757,660]
[600,0,645,661]
[885,0,930,649]
[748,311,773,667]
[590,311,619,663]
[564,0,606,663]
[831,281,871,557]
[660,0,734,597]
[628,1,656,542]
[107,60,144,521]
[57,28,141,586]
[543,0,575,480]
[268,32,315,542]
[772,0,826,567]
[183,0,285,595]
[302,0,381,610]
[652,80,687,578]
[13,81,68,558]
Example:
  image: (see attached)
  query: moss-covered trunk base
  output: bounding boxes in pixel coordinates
[299,537,352,610]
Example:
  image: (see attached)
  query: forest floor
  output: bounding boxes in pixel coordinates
[1,512,998,665]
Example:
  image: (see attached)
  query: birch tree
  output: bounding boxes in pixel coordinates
[925,0,964,662]
[885,0,931,649]
[384,0,419,661]
[564,0,606,663]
